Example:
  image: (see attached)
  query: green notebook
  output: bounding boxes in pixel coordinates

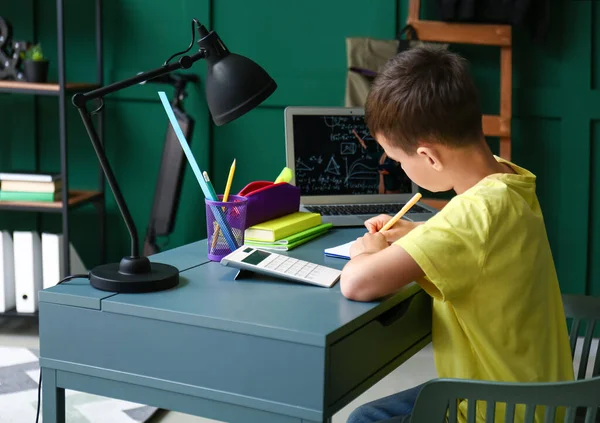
[243,223,333,251]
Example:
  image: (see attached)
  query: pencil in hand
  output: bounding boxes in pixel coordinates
[379,193,422,232]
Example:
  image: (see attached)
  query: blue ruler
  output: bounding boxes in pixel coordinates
[158,91,238,251]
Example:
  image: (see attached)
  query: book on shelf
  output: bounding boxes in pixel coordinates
[244,223,332,251]
[0,180,62,193]
[0,172,60,183]
[0,191,62,202]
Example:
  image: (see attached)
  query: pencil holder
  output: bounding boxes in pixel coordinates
[205,195,248,262]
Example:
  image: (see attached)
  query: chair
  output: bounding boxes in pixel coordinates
[562,294,600,380]
[410,376,600,423]
[409,295,600,422]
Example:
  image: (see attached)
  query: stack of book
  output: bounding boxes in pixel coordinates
[243,211,332,252]
[0,172,62,202]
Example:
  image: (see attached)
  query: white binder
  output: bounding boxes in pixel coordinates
[41,233,87,289]
[13,231,43,313]
[0,231,15,313]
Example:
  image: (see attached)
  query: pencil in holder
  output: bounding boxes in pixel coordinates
[205,195,247,262]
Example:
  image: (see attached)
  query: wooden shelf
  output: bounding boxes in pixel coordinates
[0,80,98,95]
[407,20,511,46]
[0,190,103,212]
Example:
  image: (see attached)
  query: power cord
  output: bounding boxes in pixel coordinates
[35,371,41,423]
[35,272,91,423]
[163,19,200,66]
[56,273,89,285]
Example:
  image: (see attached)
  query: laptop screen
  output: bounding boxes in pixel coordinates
[292,114,412,196]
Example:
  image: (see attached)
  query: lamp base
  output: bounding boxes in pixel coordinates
[89,256,179,293]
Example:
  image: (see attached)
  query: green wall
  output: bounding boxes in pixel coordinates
[1,0,598,296]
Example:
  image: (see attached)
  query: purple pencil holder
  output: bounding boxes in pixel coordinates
[205,195,248,262]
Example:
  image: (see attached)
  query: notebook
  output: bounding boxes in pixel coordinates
[244,223,332,251]
[244,212,322,242]
[324,241,354,260]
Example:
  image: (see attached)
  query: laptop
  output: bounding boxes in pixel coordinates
[284,107,437,226]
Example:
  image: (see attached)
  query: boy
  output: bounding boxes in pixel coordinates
[341,46,574,423]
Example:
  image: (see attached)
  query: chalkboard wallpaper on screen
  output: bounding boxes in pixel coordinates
[291,114,412,196]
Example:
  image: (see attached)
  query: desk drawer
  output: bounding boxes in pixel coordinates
[328,289,432,405]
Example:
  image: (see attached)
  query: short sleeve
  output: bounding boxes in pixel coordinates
[394,197,489,302]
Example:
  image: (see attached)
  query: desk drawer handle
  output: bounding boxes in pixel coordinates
[376,296,415,327]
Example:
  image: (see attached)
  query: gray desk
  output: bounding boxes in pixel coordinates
[39,228,432,423]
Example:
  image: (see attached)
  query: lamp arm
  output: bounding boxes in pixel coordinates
[72,50,207,258]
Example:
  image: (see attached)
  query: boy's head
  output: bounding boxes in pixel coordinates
[365,46,484,192]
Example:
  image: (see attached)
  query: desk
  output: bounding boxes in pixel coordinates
[39,228,432,423]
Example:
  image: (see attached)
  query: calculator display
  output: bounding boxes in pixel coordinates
[241,250,271,266]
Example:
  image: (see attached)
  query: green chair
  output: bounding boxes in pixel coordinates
[562,294,600,380]
[410,376,600,423]
[408,294,600,422]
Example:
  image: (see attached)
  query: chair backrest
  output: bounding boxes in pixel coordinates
[562,294,600,379]
[410,377,600,423]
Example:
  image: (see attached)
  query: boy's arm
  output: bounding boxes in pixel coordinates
[340,233,425,302]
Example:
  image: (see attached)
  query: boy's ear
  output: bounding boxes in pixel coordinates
[416,146,444,171]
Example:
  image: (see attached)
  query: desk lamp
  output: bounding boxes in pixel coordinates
[72,19,277,293]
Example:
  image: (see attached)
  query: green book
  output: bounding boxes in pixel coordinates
[244,223,333,251]
[0,190,60,202]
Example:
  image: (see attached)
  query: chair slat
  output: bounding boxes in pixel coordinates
[593,321,600,378]
[524,405,536,423]
[505,403,515,423]
[486,400,496,423]
[449,398,458,423]
[578,321,596,379]
[467,399,476,423]
[544,406,556,423]
[564,407,576,423]
[570,319,581,358]
[584,407,598,423]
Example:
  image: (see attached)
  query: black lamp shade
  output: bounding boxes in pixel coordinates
[197,25,277,126]
[206,53,277,126]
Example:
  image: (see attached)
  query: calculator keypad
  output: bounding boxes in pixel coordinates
[260,255,339,287]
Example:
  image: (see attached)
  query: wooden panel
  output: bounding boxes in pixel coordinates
[408,0,420,21]
[500,47,512,118]
[408,20,512,46]
[482,115,510,137]
[499,137,511,160]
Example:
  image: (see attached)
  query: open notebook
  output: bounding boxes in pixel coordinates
[324,241,354,260]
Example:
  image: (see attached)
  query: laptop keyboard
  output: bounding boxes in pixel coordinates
[304,203,431,216]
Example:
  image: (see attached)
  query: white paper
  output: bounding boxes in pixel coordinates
[324,241,354,259]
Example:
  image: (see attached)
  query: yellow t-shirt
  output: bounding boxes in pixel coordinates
[395,157,573,422]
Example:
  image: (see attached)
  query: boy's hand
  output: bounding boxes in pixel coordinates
[364,214,422,243]
[350,232,388,258]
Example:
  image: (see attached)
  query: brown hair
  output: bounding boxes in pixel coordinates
[365,46,483,153]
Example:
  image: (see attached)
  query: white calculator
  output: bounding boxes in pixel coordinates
[220,246,341,288]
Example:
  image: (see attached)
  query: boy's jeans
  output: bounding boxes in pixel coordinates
[346,384,424,423]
